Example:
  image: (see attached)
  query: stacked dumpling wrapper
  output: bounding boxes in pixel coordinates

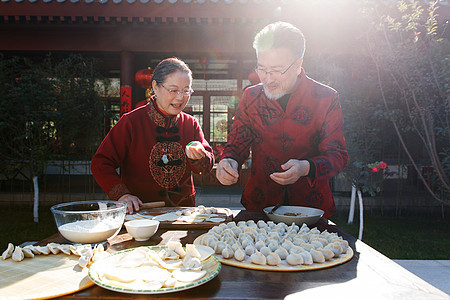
[199,220,349,267]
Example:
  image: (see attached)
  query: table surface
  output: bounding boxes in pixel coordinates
[38,210,448,300]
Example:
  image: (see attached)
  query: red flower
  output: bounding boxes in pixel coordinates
[371,167,379,173]
[378,162,387,169]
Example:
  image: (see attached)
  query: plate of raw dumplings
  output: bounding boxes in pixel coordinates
[88,243,220,294]
[193,220,353,271]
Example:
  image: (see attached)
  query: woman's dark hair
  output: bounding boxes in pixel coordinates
[152,57,192,86]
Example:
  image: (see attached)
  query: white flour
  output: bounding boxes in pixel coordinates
[59,219,121,243]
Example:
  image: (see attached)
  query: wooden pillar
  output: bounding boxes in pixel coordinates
[120,51,134,115]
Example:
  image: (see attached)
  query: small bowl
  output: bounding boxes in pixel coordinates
[50,200,127,244]
[124,219,160,241]
[263,206,324,226]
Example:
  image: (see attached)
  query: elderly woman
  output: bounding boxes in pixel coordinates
[91,57,214,213]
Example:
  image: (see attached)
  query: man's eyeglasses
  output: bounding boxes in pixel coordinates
[161,85,194,97]
[255,58,299,78]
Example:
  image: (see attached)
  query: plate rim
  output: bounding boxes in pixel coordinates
[88,245,221,294]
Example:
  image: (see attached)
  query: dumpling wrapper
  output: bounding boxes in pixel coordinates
[172,269,207,282]
[208,217,225,223]
[102,266,137,283]
[139,265,172,283]
[153,212,180,222]
[116,247,150,268]
[158,258,183,270]
[136,213,153,219]
[195,245,215,261]
[125,214,142,221]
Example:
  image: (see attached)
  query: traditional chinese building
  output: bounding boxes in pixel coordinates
[1,0,449,190]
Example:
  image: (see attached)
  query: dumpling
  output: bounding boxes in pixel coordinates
[234,247,246,262]
[24,245,40,255]
[274,247,289,260]
[183,256,202,271]
[2,243,14,260]
[311,237,329,248]
[237,221,247,228]
[57,244,72,256]
[241,238,253,249]
[257,220,268,229]
[309,249,325,263]
[266,221,276,229]
[47,243,60,255]
[310,240,324,249]
[12,246,24,262]
[35,245,51,255]
[214,241,227,254]
[226,221,237,228]
[22,247,35,258]
[266,253,282,266]
[221,245,234,259]
[286,252,304,266]
[231,243,241,252]
[268,240,279,252]
[299,251,313,265]
[160,249,180,260]
[300,243,314,251]
[254,240,265,251]
[317,248,334,261]
[259,246,271,257]
[207,238,218,250]
[250,251,266,265]
[281,239,294,251]
[288,222,299,232]
[245,244,256,256]
[185,244,201,259]
[324,243,344,258]
[299,223,310,234]
[168,241,186,258]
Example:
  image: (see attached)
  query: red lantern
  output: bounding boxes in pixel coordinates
[135,68,153,89]
[248,70,260,85]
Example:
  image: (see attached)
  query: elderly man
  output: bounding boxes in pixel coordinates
[216,21,348,218]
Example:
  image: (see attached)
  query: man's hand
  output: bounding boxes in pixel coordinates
[216,158,239,185]
[118,194,143,214]
[269,159,310,185]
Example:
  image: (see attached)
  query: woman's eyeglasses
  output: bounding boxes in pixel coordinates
[161,85,194,97]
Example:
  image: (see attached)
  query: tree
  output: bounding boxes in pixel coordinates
[361,0,449,206]
[0,54,105,222]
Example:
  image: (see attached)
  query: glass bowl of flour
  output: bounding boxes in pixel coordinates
[51,201,127,244]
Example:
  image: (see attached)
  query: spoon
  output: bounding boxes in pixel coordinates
[268,202,283,214]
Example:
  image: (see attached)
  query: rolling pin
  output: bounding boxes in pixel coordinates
[141,201,166,209]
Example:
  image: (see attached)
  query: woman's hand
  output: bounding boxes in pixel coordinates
[118,194,143,214]
[185,141,207,160]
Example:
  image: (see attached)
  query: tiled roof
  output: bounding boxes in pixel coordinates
[3,0,447,4]
[3,0,268,3]
[1,0,447,25]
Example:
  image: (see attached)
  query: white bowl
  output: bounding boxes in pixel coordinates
[50,200,127,244]
[124,219,160,241]
[263,206,324,226]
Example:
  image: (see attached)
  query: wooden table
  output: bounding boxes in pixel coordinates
[38,210,448,299]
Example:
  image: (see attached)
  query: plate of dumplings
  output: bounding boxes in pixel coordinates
[88,243,220,294]
[193,220,353,271]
